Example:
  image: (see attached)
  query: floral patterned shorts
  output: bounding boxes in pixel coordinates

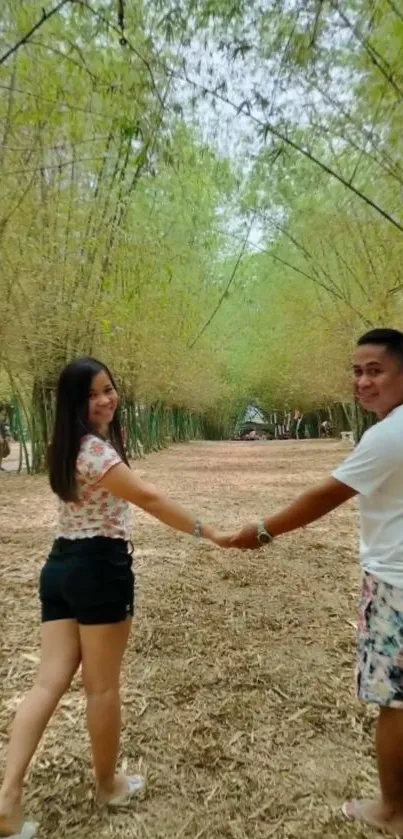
[357,572,403,708]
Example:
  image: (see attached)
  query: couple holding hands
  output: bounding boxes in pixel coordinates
[2,330,403,838]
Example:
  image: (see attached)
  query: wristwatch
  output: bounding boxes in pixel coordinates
[194,519,203,539]
[257,520,273,546]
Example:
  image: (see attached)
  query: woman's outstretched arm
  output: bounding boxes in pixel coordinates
[100,462,229,544]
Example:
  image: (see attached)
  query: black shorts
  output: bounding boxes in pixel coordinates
[39,537,135,625]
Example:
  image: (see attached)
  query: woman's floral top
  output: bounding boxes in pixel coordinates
[57,435,131,540]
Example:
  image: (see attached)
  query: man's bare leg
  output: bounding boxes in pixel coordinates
[343,707,403,834]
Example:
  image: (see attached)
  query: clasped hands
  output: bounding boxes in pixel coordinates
[208,523,264,550]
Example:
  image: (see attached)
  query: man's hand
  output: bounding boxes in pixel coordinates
[228,522,261,550]
[209,524,262,549]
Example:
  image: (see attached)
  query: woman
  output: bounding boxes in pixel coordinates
[0,358,229,839]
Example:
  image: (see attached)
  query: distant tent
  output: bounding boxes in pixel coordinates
[242,405,267,425]
[235,405,272,436]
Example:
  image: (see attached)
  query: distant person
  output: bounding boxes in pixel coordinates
[0,404,11,472]
[296,412,304,439]
[320,419,331,438]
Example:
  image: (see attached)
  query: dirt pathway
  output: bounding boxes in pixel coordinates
[0,440,376,838]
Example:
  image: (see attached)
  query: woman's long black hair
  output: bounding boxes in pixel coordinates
[48,357,129,502]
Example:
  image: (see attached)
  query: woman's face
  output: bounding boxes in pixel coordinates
[88,370,118,433]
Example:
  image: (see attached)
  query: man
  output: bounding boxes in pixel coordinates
[230,328,403,835]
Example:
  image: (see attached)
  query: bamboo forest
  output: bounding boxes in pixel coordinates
[1,0,402,470]
[1,4,403,838]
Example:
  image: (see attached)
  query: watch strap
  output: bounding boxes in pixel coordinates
[193,519,203,539]
[257,520,273,543]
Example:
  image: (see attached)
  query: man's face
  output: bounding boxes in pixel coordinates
[353,343,403,419]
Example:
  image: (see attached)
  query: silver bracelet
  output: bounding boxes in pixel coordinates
[193,519,203,539]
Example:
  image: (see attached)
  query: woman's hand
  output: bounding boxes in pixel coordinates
[209,530,238,548]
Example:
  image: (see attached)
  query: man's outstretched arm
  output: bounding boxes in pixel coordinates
[230,477,357,549]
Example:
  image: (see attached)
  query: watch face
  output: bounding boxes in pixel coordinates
[258,531,271,544]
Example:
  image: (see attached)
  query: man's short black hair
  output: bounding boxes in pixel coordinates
[357,328,403,364]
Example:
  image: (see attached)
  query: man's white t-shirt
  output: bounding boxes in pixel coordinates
[332,404,403,589]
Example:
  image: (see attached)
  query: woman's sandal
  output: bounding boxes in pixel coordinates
[2,822,37,839]
[105,775,145,807]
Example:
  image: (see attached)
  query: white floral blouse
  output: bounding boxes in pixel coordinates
[57,435,132,540]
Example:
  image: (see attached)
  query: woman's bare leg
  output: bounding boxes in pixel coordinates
[0,620,80,836]
[79,619,133,800]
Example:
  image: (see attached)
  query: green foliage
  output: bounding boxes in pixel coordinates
[0,1,244,468]
[2,0,403,469]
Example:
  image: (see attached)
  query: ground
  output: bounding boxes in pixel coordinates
[0,440,380,839]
